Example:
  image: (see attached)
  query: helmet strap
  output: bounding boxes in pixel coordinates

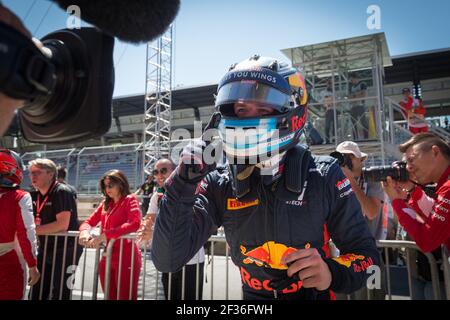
[230,164,253,200]
[236,165,255,181]
[284,145,311,193]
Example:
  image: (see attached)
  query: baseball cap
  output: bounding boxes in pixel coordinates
[336,141,368,160]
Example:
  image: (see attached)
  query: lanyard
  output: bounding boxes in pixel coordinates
[35,181,58,225]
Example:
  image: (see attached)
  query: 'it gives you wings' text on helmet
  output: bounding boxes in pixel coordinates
[215,55,308,165]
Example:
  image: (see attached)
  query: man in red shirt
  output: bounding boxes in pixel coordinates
[409,98,429,134]
[399,88,413,121]
[382,133,450,252]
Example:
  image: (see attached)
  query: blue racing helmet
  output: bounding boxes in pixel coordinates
[215,55,308,164]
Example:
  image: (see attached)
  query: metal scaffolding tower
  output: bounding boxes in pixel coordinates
[141,25,173,176]
[281,33,392,164]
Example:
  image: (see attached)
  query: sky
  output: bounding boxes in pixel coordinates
[4,0,450,97]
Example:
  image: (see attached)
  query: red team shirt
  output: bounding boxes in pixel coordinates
[0,189,37,268]
[392,166,450,252]
[0,189,38,299]
[80,194,141,243]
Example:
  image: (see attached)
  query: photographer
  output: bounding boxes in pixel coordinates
[335,141,384,225]
[382,133,450,253]
[334,141,386,299]
[0,4,32,136]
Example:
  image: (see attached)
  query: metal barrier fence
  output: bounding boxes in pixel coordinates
[26,232,450,300]
[377,240,445,300]
[27,231,97,300]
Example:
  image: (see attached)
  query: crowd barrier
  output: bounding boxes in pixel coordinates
[25,233,450,300]
[376,240,447,300]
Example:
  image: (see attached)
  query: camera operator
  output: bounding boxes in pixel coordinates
[0,4,32,136]
[336,141,384,224]
[1,1,180,142]
[334,141,386,299]
[382,133,450,253]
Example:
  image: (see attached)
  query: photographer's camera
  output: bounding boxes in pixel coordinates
[330,150,409,182]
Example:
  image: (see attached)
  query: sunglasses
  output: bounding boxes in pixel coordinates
[153,167,169,176]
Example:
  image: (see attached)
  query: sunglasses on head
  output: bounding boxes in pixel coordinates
[153,167,169,176]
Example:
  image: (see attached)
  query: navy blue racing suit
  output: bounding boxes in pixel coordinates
[151,152,380,300]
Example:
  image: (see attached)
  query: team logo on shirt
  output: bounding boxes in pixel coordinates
[286,181,308,206]
[227,199,259,210]
[240,241,310,270]
[437,195,450,205]
[431,211,446,222]
[336,178,350,191]
[333,253,366,268]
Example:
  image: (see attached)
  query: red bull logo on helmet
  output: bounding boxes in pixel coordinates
[291,113,307,132]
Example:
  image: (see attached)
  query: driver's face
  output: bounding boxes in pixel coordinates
[233,102,275,118]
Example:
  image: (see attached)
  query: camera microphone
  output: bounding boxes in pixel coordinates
[52,0,180,43]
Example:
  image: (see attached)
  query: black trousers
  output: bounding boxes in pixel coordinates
[30,247,82,300]
[141,198,150,216]
[350,105,368,140]
[162,263,204,300]
[324,109,340,143]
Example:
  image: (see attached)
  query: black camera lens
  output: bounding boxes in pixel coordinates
[362,161,409,182]
[19,28,114,143]
[330,151,353,171]
[330,151,345,166]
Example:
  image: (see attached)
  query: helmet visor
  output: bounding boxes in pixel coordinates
[216,80,290,113]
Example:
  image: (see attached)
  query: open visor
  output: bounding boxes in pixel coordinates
[216,80,290,113]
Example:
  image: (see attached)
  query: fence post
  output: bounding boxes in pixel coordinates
[91,246,102,300]
[442,246,450,300]
[424,252,442,300]
[104,239,116,300]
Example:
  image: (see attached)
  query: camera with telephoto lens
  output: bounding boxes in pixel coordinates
[0,21,114,143]
[330,151,353,171]
[362,161,409,182]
